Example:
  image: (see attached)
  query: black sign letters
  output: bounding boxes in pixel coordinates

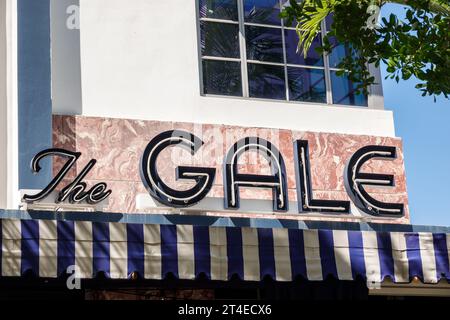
[23,148,111,205]
[294,140,350,214]
[25,131,405,217]
[139,130,216,207]
[223,137,288,212]
[344,145,404,217]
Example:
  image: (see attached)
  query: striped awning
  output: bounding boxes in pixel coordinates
[1,218,449,284]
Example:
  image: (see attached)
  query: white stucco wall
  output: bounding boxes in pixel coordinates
[0,0,7,209]
[0,0,18,210]
[51,0,82,115]
[71,0,396,137]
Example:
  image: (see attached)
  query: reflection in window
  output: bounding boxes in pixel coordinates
[325,13,334,32]
[328,36,356,68]
[326,15,359,70]
[201,21,240,58]
[331,71,367,106]
[199,0,239,21]
[248,63,286,100]
[288,68,326,103]
[246,26,283,63]
[244,0,281,25]
[198,1,369,106]
[285,30,323,66]
[203,60,243,96]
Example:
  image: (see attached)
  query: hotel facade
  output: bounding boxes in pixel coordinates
[0,0,449,300]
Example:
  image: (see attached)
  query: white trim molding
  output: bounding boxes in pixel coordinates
[0,0,19,209]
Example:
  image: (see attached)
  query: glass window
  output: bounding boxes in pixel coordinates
[201,21,240,58]
[203,60,243,96]
[198,1,369,107]
[328,36,357,68]
[248,63,286,99]
[244,0,282,25]
[199,0,239,21]
[331,71,368,106]
[326,15,359,68]
[246,26,283,63]
[288,67,326,103]
[285,30,323,66]
[279,0,296,26]
[325,13,334,32]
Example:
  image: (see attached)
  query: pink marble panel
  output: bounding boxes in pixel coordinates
[52,115,410,224]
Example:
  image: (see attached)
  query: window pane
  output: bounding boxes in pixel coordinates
[288,67,326,103]
[285,30,323,66]
[248,63,286,100]
[201,21,240,58]
[199,0,239,21]
[202,60,242,96]
[246,26,283,63]
[244,0,282,26]
[325,14,334,32]
[280,0,299,27]
[331,71,367,106]
[325,15,359,68]
[328,37,357,68]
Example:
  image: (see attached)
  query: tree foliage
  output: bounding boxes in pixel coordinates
[280,0,450,99]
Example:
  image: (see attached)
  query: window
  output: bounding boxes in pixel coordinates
[198,0,368,107]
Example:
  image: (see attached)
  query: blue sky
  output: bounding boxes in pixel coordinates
[381,4,450,226]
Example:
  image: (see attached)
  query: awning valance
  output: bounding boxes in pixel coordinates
[1,217,449,284]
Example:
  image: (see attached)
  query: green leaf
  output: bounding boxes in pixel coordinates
[286,0,450,100]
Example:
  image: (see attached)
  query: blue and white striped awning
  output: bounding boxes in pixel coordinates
[1,217,450,284]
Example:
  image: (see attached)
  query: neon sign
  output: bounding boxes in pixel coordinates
[24,130,404,217]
